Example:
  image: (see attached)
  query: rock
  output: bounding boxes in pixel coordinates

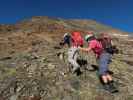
[47,63,56,70]
[70,78,80,90]
[0,56,12,61]
[10,94,18,100]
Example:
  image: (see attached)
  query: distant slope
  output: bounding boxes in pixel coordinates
[0,16,128,35]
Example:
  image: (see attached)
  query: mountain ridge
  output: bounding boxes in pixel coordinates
[0,16,129,35]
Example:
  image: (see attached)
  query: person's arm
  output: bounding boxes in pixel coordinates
[79,47,92,53]
[110,39,115,46]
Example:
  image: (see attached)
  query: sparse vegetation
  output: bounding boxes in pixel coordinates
[0,16,132,100]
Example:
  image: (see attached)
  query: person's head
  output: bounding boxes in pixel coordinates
[63,33,69,38]
[84,34,95,42]
[100,32,110,39]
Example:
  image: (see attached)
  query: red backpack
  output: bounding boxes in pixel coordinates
[96,33,115,54]
[71,31,84,47]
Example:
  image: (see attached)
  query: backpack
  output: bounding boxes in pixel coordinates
[96,33,115,54]
[71,31,84,47]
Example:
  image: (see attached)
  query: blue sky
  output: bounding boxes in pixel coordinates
[0,0,133,33]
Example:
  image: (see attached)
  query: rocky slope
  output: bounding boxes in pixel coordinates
[0,16,133,100]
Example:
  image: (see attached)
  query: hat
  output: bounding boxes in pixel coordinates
[63,33,69,37]
[84,34,94,42]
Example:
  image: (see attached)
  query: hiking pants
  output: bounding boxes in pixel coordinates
[68,47,80,72]
[98,52,111,76]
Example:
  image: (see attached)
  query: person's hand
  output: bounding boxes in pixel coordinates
[78,46,81,50]
[59,42,64,46]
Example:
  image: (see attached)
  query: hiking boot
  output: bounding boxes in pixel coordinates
[73,68,82,76]
[103,84,110,91]
[76,68,82,76]
[109,82,119,93]
[103,84,118,93]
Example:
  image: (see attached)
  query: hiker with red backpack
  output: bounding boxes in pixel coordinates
[59,31,84,76]
[79,31,118,93]
[68,31,84,76]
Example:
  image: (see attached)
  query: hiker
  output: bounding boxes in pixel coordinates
[59,33,71,47]
[79,32,118,93]
[68,31,84,76]
[96,32,119,66]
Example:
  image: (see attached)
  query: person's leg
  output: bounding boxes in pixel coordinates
[106,74,118,91]
[99,53,109,78]
[68,47,83,76]
[68,47,74,70]
[101,75,108,84]
[67,41,71,47]
[100,75,110,90]
[99,53,118,92]
[106,74,113,81]
[99,53,111,90]
[105,55,117,91]
[68,58,79,72]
